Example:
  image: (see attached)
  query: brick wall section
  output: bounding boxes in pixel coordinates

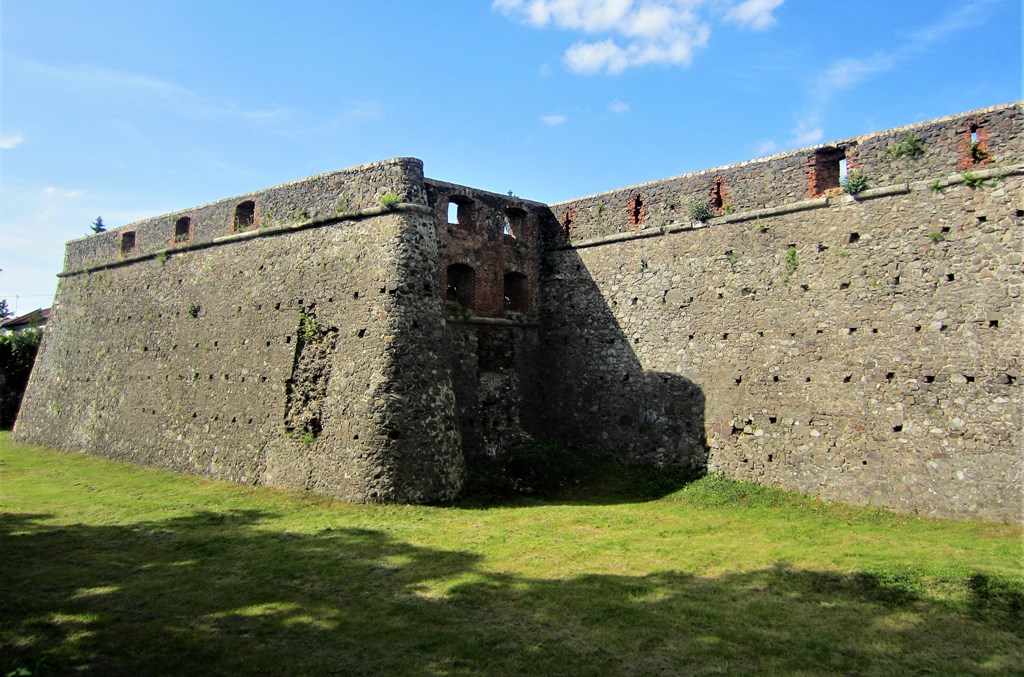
[424,179,546,319]
[423,180,549,459]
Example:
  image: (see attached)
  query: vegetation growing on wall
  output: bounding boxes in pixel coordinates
[841,172,869,195]
[687,197,713,222]
[884,134,925,159]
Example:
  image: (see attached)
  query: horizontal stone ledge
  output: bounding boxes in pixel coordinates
[909,163,1024,192]
[445,315,539,328]
[558,198,830,250]
[569,226,667,249]
[721,197,832,223]
[58,202,432,278]
[846,184,910,201]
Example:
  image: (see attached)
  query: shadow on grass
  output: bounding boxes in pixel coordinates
[1,510,1021,676]
[458,443,705,508]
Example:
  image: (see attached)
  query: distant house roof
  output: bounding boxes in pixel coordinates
[0,307,51,332]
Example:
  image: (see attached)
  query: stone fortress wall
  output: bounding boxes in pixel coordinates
[15,158,467,502]
[540,103,1022,522]
[14,103,1022,522]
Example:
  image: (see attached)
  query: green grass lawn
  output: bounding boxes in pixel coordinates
[1,433,1021,676]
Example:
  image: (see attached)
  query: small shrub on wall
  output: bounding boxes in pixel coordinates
[0,328,43,428]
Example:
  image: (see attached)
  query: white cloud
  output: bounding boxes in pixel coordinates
[725,0,783,30]
[565,39,631,74]
[540,114,568,125]
[494,0,635,31]
[610,99,630,114]
[0,134,25,150]
[494,0,782,75]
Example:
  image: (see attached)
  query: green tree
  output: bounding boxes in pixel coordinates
[0,327,43,427]
[91,216,106,234]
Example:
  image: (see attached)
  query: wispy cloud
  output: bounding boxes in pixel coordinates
[812,1,993,106]
[766,0,994,151]
[906,0,993,45]
[725,0,784,30]
[789,116,823,146]
[11,58,290,124]
[752,138,779,156]
[0,134,25,150]
[610,99,630,114]
[41,186,85,199]
[275,99,388,140]
[494,0,783,75]
[36,186,86,221]
[0,180,168,302]
[540,114,568,126]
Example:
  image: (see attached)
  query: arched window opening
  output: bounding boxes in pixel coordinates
[445,263,476,310]
[503,207,527,238]
[120,231,137,256]
[174,216,191,243]
[234,201,256,231]
[447,196,473,228]
[504,272,529,313]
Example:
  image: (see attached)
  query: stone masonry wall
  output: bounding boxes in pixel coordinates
[15,159,464,503]
[539,104,1022,522]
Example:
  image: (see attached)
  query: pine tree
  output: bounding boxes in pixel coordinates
[91,216,106,234]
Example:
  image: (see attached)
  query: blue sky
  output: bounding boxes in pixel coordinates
[1,0,1020,311]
